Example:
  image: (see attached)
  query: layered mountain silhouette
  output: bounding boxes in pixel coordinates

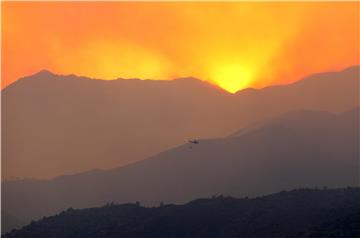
[2,66,359,179]
[3,188,360,238]
[3,107,359,232]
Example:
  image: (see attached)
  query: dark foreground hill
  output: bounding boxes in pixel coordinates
[4,188,360,238]
[291,210,360,238]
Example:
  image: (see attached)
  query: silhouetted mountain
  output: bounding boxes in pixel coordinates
[3,108,358,233]
[3,188,360,238]
[2,66,359,179]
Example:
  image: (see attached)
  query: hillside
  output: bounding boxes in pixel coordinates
[3,108,358,233]
[291,210,360,238]
[2,66,359,179]
[3,188,360,238]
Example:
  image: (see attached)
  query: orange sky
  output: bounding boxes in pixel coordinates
[2,2,359,93]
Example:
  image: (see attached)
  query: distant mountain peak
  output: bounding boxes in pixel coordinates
[32,69,56,77]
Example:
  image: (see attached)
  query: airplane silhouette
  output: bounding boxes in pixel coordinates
[188,139,199,144]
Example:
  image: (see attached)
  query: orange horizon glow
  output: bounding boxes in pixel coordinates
[2,2,359,93]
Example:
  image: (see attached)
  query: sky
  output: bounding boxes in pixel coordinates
[2,2,359,93]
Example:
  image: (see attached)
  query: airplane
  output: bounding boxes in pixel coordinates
[188,139,199,144]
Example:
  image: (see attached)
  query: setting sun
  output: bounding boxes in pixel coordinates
[2,2,359,92]
[211,64,254,93]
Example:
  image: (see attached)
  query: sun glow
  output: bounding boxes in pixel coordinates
[2,2,359,92]
[52,40,173,80]
[211,64,254,93]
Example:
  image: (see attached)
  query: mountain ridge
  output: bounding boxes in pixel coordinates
[3,66,359,179]
[5,65,359,94]
[3,107,358,233]
[5,107,358,184]
[4,187,360,238]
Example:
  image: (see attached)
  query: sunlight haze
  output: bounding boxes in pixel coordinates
[2,2,359,92]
